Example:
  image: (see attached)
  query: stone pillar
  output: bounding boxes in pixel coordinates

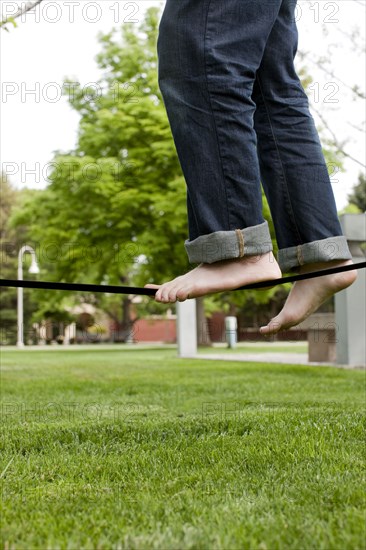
[176,299,197,358]
[335,214,366,366]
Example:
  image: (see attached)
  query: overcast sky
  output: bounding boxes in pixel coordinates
[1,0,365,209]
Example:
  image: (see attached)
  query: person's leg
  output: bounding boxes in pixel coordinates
[251,0,356,333]
[146,0,284,302]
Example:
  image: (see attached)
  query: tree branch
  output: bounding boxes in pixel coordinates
[347,121,366,134]
[298,49,366,101]
[0,0,43,29]
[310,102,366,169]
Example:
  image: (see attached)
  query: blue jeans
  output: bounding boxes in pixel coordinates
[157,0,352,272]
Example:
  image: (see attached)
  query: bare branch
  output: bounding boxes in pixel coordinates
[347,121,366,134]
[298,49,366,101]
[310,102,366,169]
[352,0,365,7]
[0,0,43,29]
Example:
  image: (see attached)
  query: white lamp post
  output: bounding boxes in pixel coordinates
[17,245,39,348]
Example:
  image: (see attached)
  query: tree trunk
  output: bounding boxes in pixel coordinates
[121,296,134,342]
[196,296,212,347]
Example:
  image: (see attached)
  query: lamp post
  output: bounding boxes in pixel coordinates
[17,245,39,348]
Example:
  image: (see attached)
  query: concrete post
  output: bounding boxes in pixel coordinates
[335,214,366,366]
[176,298,197,358]
[225,316,238,349]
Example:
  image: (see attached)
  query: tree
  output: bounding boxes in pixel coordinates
[347,173,366,213]
[10,7,189,341]
[0,174,40,344]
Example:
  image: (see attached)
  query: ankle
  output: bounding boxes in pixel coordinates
[242,250,278,265]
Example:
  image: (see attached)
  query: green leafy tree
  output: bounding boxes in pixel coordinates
[0,174,40,344]
[10,8,188,340]
[347,173,366,213]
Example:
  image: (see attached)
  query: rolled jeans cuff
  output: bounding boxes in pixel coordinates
[278,236,352,273]
[184,221,273,264]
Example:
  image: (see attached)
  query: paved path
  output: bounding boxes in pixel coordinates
[196,353,365,369]
[198,352,308,364]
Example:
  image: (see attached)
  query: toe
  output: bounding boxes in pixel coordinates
[159,284,175,303]
[168,295,178,303]
[259,325,272,335]
[167,286,180,303]
[154,286,166,302]
[176,287,190,302]
[260,318,282,335]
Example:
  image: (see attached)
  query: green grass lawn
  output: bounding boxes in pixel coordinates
[1,347,365,550]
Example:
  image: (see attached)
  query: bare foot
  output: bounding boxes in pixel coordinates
[259,260,358,335]
[145,251,282,303]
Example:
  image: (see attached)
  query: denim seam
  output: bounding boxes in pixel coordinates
[203,0,232,230]
[175,8,201,241]
[296,245,304,265]
[256,73,303,245]
[235,229,245,257]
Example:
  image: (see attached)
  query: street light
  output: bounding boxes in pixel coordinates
[17,245,40,348]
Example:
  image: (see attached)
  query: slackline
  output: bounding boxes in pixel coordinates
[0,261,365,296]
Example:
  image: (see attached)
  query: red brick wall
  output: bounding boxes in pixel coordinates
[207,312,226,342]
[133,318,177,343]
[129,314,307,344]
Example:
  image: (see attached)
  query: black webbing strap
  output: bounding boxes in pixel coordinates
[0,261,364,296]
